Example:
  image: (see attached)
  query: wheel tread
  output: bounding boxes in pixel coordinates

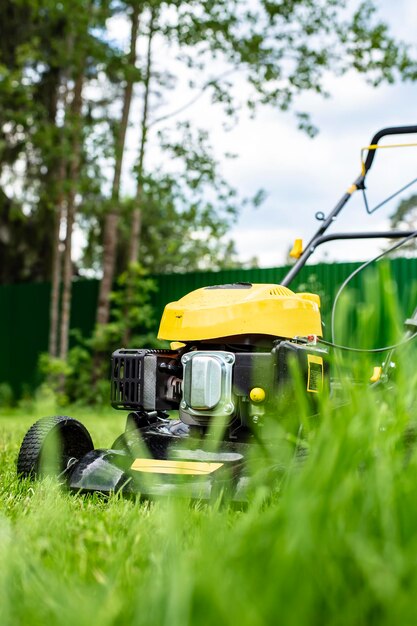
[17,416,93,479]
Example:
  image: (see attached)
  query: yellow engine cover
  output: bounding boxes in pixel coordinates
[158,283,322,341]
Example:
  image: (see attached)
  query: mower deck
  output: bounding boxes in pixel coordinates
[67,426,248,502]
[16,415,253,502]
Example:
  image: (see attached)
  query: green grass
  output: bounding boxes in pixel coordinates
[2,373,417,626]
[2,268,417,626]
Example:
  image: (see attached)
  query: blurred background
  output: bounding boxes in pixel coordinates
[1,0,416,403]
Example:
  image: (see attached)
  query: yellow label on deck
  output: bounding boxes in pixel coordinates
[307,354,324,393]
[131,459,224,476]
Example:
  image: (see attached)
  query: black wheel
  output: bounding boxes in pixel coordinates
[17,416,94,479]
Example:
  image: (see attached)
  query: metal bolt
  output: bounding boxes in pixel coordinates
[181,355,189,364]
[225,354,234,364]
[224,403,234,414]
[180,400,187,409]
[252,415,259,424]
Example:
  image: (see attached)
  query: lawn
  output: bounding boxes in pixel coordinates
[2,367,417,625]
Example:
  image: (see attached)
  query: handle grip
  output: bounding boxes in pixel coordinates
[364,125,417,173]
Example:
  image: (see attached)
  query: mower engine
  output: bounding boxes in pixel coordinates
[111,341,327,429]
[111,283,329,434]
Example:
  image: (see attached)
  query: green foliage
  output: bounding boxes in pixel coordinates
[3,342,417,623]
[95,263,158,348]
[38,352,73,406]
[82,122,263,273]
[39,264,159,405]
[390,193,417,255]
[0,383,14,409]
[1,280,417,622]
[1,0,417,284]
[167,0,417,133]
[0,0,118,283]
[391,193,417,227]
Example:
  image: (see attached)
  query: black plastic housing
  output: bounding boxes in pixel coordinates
[111,341,329,414]
[232,341,329,404]
[273,340,329,399]
[111,349,181,411]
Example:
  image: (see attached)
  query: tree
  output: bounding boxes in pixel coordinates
[0,0,65,283]
[96,1,142,328]
[46,0,114,360]
[3,1,417,276]
[2,0,417,372]
[2,1,416,282]
[112,0,417,276]
[81,121,263,275]
[390,193,417,255]
[128,5,158,268]
[159,0,417,133]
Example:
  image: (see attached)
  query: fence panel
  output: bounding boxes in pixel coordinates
[1,258,416,397]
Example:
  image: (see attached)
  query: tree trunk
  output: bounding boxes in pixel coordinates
[48,157,66,357]
[122,10,156,347]
[48,33,73,358]
[59,72,84,361]
[128,8,156,267]
[96,3,141,327]
[129,182,143,265]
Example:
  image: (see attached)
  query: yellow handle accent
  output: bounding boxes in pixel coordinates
[370,366,382,383]
[290,238,303,259]
[361,142,417,175]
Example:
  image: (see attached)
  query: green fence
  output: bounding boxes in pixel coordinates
[1,258,416,397]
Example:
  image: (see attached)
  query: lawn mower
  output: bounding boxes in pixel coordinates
[16,124,417,502]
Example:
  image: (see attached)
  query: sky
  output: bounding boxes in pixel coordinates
[107,0,417,269]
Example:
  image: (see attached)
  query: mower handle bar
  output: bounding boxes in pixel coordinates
[296,229,417,253]
[281,230,417,287]
[280,125,417,287]
[364,125,417,173]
